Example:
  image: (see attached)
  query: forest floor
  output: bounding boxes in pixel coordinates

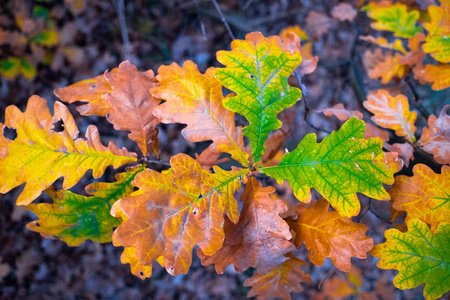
[0,0,449,299]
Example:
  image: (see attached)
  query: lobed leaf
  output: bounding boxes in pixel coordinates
[423,1,450,63]
[417,105,450,164]
[415,64,450,91]
[261,117,400,217]
[371,219,450,300]
[102,61,161,156]
[243,253,312,300]
[0,96,136,206]
[363,2,421,38]
[111,154,249,275]
[26,165,145,246]
[363,89,417,143]
[214,32,302,163]
[319,103,363,121]
[390,164,450,230]
[197,177,295,273]
[150,61,249,166]
[288,199,373,272]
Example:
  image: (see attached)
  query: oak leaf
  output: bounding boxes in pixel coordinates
[0,96,136,205]
[25,165,145,246]
[306,11,333,38]
[197,178,295,273]
[389,164,450,230]
[102,61,161,156]
[313,276,357,300]
[363,1,420,38]
[363,89,417,143]
[385,142,414,167]
[111,154,249,275]
[261,118,400,217]
[0,57,36,80]
[54,69,117,116]
[288,199,373,271]
[319,103,363,121]
[414,64,450,91]
[423,1,450,63]
[371,219,450,300]
[243,253,312,300]
[417,105,450,164]
[214,32,302,163]
[363,49,409,84]
[360,36,407,54]
[150,61,248,166]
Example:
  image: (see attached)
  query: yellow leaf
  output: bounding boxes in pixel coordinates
[423,1,450,63]
[0,96,136,205]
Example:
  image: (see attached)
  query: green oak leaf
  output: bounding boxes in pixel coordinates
[25,165,145,246]
[261,117,398,217]
[214,32,302,163]
[372,219,450,300]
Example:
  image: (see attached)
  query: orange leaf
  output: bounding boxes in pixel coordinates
[363,90,417,143]
[414,64,450,91]
[389,164,450,230]
[195,147,229,171]
[54,69,117,116]
[197,178,295,273]
[417,105,450,164]
[103,61,161,156]
[111,154,249,275]
[150,61,248,166]
[288,199,373,272]
[384,142,414,167]
[314,276,358,300]
[0,96,136,205]
[364,49,409,84]
[261,130,285,167]
[360,36,407,54]
[319,103,363,121]
[243,253,312,300]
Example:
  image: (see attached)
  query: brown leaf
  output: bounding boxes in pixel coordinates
[331,3,358,22]
[319,103,363,121]
[195,147,230,171]
[198,177,295,273]
[288,199,374,272]
[417,105,450,164]
[385,142,414,167]
[103,61,161,156]
[306,11,333,39]
[243,253,312,300]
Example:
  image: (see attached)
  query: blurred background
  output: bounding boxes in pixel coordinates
[0,0,449,299]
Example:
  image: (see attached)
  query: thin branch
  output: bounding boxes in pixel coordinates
[139,157,171,168]
[192,0,208,41]
[303,97,332,134]
[211,0,235,40]
[405,76,431,119]
[111,0,131,62]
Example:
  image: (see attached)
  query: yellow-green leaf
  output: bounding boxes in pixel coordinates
[363,2,421,38]
[423,1,450,63]
[261,118,400,217]
[214,32,302,163]
[371,219,450,300]
[31,29,59,46]
[25,165,145,246]
[0,96,136,205]
[0,57,21,79]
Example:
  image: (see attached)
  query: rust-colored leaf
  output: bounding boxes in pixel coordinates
[319,103,363,121]
[417,105,450,164]
[150,61,249,166]
[363,89,417,143]
[389,164,450,230]
[103,61,161,156]
[385,142,414,167]
[197,178,295,273]
[243,253,312,300]
[331,3,357,22]
[288,199,374,272]
[111,154,249,275]
[306,11,333,38]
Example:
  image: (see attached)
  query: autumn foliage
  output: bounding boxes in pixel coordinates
[1,1,450,299]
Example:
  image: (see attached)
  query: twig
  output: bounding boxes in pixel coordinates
[405,76,431,119]
[211,0,235,40]
[368,198,392,224]
[318,267,336,290]
[139,157,171,168]
[303,98,332,134]
[111,0,131,62]
[192,0,208,41]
